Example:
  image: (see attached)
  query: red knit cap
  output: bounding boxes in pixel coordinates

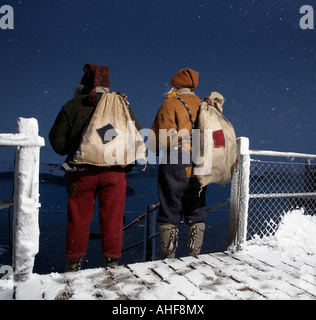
[81,64,110,88]
[171,68,199,89]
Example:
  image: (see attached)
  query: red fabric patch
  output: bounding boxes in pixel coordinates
[213,130,226,148]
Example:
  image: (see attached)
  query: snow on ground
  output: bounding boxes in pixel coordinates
[1,208,315,300]
[246,208,316,267]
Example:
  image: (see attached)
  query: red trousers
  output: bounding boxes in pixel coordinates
[64,167,126,262]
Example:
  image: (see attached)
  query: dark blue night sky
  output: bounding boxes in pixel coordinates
[0,0,316,163]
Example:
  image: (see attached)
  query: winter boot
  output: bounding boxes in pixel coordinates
[159,224,179,259]
[187,223,205,258]
[105,257,118,269]
[65,257,84,272]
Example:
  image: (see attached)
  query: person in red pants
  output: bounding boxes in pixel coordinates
[49,64,142,272]
[65,167,126,269]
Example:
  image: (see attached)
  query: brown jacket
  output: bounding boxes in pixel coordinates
[149,90,201,154]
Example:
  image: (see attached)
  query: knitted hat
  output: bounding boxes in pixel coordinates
[81,64,110,88]
[171,68,199,89]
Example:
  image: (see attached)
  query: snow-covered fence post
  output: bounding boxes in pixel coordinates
[11,118,45,281]
[228,149,239,250]
[228,137,251,251]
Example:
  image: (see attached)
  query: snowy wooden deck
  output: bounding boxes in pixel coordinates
[5,246,315,300]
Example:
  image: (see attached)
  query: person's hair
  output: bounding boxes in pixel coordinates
[164,85,177,96]
[164,85,195,96]
[74,83,112,97]
[73,83,94,97]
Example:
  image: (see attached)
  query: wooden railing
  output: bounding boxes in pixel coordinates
[0,118,45,281]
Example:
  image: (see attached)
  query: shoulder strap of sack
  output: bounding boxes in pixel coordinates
[175,97,195,130]
[116,91,131,109]
[174,97,197,150]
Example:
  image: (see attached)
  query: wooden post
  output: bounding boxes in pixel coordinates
[236,137,251,250]
[143,204,156,262]
[228,137,251,251]
[12,118,44,281]
[228,151,240,250]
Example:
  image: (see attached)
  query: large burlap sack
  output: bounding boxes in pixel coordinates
[193,92,237,187]
[71,92,146,167]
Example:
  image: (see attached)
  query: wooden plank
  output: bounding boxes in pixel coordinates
[241,250,316,299]
[220,252,307,299]
[127,260,188,300]
[245,248,316,277]
[202,252,315,300]
[224,251,316,299]
[199,254,267,300]
[127,260,166,284]
[11,251,316,300]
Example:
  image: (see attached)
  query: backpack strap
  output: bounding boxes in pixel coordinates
[175,97,196,130]
[116,92,130,109]
[174,97,196,150]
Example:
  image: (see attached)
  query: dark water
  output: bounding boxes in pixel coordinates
[0,165,231,275]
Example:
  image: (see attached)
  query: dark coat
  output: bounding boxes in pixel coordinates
[49,93,142,165]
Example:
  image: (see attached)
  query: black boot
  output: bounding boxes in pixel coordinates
[104,257,118,269]
[65,257,84,273]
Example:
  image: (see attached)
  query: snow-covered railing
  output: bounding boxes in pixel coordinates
[228,137,316,251]
[0,118,45,281]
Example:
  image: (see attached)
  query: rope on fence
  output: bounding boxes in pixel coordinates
[123,213,146,231]
[0,201,14,210]
[206,199,230,213]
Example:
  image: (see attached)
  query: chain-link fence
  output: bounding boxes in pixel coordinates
[248,159,316,240]
[228,138,316,251]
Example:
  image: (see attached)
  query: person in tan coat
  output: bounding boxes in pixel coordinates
[149,68,207,259]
